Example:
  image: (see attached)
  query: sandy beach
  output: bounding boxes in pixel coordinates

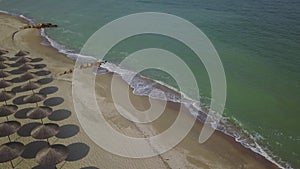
[0,13,280,169]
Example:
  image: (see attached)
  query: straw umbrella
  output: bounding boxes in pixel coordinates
[0,55,8,62]
[0,91,16,102]
[0,105,18,118]
[0,90,17,122]
[10,64,34,75]
[31,123,59,143]
[0,62,7,69]
[18,64,34,71]
[14,50,29,57]
[0,121,21,142]
[0,142,24,168]
[20,72,37,81]
[0,77,13,108]
[20,81,41,92]
[0,55,9,81]
[0,91,16,105]
[0,70,11,79]
[23,93,46,107]
[19,72,39,98]
[0,49,8,55]
[0,80,12,89]
[27,106,52,124]
[35,144,69,168]
[16,56,32,64]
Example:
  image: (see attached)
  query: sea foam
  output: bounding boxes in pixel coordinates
[0,10,290,169]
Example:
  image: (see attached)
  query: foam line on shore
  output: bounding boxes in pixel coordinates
[0,10,290,169]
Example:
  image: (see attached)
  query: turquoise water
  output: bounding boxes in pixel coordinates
[1,0,299,168]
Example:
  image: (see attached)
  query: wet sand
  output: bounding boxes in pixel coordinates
[0,13,280,169]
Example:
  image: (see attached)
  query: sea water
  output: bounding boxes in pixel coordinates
[0,0,299,168]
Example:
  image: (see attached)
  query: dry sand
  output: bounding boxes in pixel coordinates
[0,13,280,169]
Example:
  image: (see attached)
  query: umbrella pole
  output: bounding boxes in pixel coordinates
[4,99,8,121]
[59,161,67,169]
[4,97,7,105]
[9,160,14,168]
[40,118,44,124]
[7,135,11,142]
[29,79,35,94]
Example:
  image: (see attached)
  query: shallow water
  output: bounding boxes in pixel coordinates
[0,0,299,168]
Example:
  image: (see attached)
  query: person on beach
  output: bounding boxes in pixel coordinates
[58,60,106,76]
[96,60,107,68]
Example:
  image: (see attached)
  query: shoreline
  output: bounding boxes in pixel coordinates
[0,11,284,169]
[5,11,288,169]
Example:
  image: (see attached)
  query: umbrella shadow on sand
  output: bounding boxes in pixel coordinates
[34,70,51,76]
[39,86,58,95]
[66,143,90,162]
[33,63,47,69]
[37,78,53,85]
[14,107,32,119]
[31,58,43,63]
[47,109,71,121]
[7,62,23,68]
[43,97,64,107]
[55,124,79,139]
[9,69,26,75]
[12,95,27,105]
[32,165,56,169]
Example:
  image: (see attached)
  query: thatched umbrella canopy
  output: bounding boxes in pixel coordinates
[0,49,9,56]
[0,80,12,89]
[31,123,59,140]
[27,106,52,120]
[0,70,11,78]
[18,64,34,71]
[0,142,24,168]
[0,105,18,117]
[0,55,8,62]
[14,50,29,57]
[21,81,41,91]
[20,72,37,81]
[0,121,21,142]
[23,93,46,104]
[0,62,7,69]
[0,91,16,103]
[35,144,69,167]
[16,56,32,64]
